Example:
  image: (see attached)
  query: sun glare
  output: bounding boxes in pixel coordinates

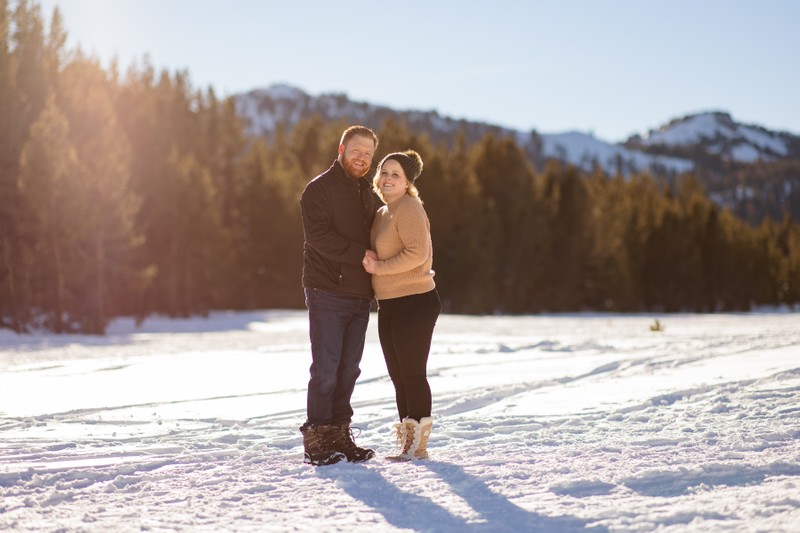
[46,0,149,65]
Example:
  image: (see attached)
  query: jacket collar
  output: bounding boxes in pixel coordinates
[332,159,368,186]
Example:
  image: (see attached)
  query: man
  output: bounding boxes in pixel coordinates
[299,125,380,465]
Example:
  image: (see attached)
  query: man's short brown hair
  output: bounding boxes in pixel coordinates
[340,125,378,149]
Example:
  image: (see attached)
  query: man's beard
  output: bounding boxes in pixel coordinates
[341,156,370,179]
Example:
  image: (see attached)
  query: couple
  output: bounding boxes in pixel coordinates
[299,125,441,466]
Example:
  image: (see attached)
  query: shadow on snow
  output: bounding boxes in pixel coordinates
[318,460,606,532]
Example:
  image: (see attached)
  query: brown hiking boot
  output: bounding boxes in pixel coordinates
[334,423,375,462]
[301,425,346,466]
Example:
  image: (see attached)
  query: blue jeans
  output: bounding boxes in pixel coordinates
[302,288,371,429]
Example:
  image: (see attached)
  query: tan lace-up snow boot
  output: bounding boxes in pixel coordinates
[386,419,415,461]
[413,417,433,460]
[387,416,433,461]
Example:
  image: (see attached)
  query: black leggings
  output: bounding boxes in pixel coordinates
[377,289,441,422]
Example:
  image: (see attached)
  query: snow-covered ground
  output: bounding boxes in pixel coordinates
[1,310,799,532]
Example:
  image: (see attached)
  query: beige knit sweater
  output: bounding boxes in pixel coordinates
[370,194,436,300]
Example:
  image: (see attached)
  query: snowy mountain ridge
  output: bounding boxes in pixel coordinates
[234,84,800,175]
[629,111,797,164]
[538,130,694,175]
[235,83,487,145]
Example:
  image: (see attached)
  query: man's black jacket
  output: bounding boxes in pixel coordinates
[300,160,380,299]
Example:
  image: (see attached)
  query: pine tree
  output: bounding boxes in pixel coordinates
[43,4,65,86]
[410,140,453,310]
[12,0,48,128]
[435,132,498,313]
[468,134,539,312]
[537,163,592,311]
[291,115,333,180]
[236,139,286,307]
[116,65,218,317]
[581,172,636,311]
[57,55,138,332]
[772,215,800,306]
[264,126,306,306]
[0,0,17,173]
[191,90,248,308]
[621,175,669,311]
[18,93,80,332]
[147,149,221,317]
[0,0,22,329]
[197,89,246,229]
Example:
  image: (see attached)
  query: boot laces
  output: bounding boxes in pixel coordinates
[337,425,371,456]
[340,427,357,452]
[394,422,414,453]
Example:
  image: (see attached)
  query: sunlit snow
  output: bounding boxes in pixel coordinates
[2,311,799,532]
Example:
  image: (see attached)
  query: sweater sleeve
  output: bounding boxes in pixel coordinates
[373,200,431,276]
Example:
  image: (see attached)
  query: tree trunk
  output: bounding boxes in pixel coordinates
[2,232,22,331]
[93,227,106,333]
[52,238,65,333]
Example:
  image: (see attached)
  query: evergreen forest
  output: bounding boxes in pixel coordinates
[1,1,799,333]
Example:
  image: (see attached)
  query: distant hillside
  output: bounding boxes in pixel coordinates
[624,112,800,223]
[626,111,800,164]
[234,84,695,176]
[234,84,800,224]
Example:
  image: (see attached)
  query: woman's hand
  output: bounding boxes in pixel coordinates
[363,250,378,274]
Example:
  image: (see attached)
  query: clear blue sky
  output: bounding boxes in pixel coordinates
[37,0,800,142]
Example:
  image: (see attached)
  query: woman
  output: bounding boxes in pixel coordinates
[362,150,441,461]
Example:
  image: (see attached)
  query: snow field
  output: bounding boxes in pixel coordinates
[1,311,799,531]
